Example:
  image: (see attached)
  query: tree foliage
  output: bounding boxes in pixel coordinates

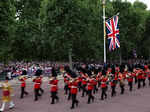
[0,0,150,62]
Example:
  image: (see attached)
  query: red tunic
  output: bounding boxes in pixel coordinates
[71,81,78,94]
[142,72,147,79]
[148,73,150,78]
[92,79,97,86]
[87,80,93,90]
[137,70,143,79]
[114,74,118,81]
[33,78,41,89]
[20,77,27,87]
[144,65,148,70]
[118,73,123,81]
[101,77,107,88]
[50,80,59,92]
[115,67,120,72]
[82,79,87,85]
[127,77,133,82]
[127,73,133,82]
[132,72,136,77]
[110,81,115,87]
[68,82,72,89]
[123,71,128,79]
[78,77,82,82]
[64,78,69,83]
[147,69,150,78]
[21,80,26,87]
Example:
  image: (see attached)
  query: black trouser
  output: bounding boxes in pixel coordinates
[68,88,71,100]
[111,86,116,97]
[20,87,28,98]
[128,81,133,91]
[82,84,87,97]
[71,94,78,109]
[138,79,142,89]
[142,79,146,87]
[34,89,41,101]
[78,82,82,92]
[93,85,98,94]
[39,87,44,94]
[101,87,107,100]
[98,81,101,87]
[87,90,94,103]
[120,85,124,94]
[64,84,69,94]
[51,92,59,104]
[134,77,137,84]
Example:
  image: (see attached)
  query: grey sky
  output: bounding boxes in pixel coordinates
[128,0,150,9]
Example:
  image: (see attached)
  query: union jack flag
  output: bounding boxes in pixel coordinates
[105,15,120,51]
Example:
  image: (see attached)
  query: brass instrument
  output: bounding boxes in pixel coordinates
[18,75,27,80]
[49,77,54,81]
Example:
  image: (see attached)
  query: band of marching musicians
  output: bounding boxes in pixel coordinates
[0,63,150,111]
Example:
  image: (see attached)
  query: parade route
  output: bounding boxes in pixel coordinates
[0,79,150,112]
[1,0,150,112]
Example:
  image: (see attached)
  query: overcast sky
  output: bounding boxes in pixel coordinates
[128,0,150,9]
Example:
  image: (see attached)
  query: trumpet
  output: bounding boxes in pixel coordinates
[69,79,74,83]
[18,75,28,80]
[49,76,55,81]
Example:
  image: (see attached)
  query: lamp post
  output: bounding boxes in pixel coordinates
[69,48,72,70]
[102,0,106,64]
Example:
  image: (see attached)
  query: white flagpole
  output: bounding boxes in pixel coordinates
[102,0,106,63]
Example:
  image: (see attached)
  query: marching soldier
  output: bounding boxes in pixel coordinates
[110,77,116,97]
[18,76,28,99]
[137,69,143,89]
[0,77,15,112]
[127,72,133,91]
[147,66,150,86]
[49,77,59,104]
[97,71,102,87]
[33,76,41,101]
[39,75,44,94]
[110,66,117,97]
[81,78,87,97]
[87,77,94,104]
[67,79,72,100]
[70,78,79,109]
[92,76,98,94]
[64,76,69,95]
[78,75,82,92]
[142,69,147,87]
[118,71,125,95]
[133,68,138,84]
[100,70,108,100]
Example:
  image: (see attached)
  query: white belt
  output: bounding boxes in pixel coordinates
[71,86,77,88]
[35,83,41,84]
[51,85,57,87]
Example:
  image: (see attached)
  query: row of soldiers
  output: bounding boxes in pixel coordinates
[0,63,150,111]
[62,64,150,109]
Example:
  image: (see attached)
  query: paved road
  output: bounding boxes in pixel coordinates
[0,79,150,112]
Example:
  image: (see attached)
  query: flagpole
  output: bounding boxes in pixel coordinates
[105,12,120,22]
[102,0,106,63]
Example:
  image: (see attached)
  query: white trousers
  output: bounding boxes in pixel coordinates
[0,101,15,111]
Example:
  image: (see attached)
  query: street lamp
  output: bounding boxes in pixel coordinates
[102,0,106,63]
[69,48,72,70]
[102,0,105,5]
